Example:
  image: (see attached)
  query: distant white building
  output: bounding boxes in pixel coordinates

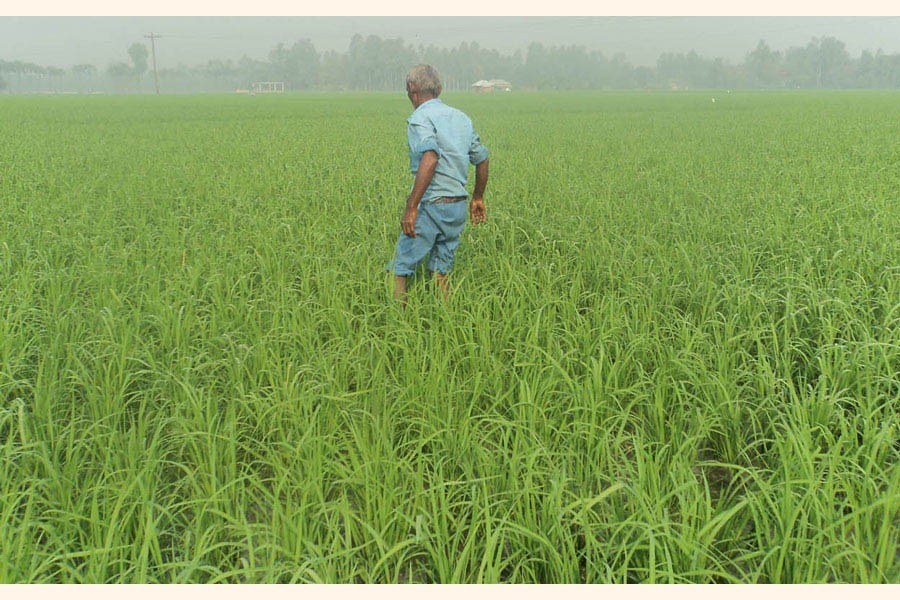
[471,79,512,93]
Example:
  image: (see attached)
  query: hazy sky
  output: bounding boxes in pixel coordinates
[3,17,900,69]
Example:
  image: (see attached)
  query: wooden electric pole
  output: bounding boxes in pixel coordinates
[144,33,161,94]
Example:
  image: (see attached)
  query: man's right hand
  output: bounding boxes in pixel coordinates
[470,197,486,225]
[401,206,418,237]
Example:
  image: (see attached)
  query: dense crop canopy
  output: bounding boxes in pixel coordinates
[0,91,898,583]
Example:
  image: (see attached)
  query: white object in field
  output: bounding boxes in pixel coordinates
[711,98,716,103]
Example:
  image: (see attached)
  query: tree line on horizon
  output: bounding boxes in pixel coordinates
[2,33,900,94]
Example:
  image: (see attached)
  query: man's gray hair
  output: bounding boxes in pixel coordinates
[406,64,442,97]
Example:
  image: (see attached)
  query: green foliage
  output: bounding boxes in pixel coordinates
[6,33,900,94]
[127,43,149,78]
[0,92,897,583]
[267,40,320,90]
[106,61,133,78]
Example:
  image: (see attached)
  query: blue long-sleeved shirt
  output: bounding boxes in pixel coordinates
[407,98,489,203]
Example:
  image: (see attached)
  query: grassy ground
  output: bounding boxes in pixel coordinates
[0,91,897,582]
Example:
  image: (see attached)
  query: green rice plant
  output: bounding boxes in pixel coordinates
[0,91,897,583]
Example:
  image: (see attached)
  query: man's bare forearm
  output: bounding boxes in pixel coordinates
[407,151,438,209]
[472,158,489,199]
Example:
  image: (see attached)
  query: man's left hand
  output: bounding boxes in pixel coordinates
[401,206,418,237]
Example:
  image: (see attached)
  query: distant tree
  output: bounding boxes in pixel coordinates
[783,36,852,89]
[657,50,736,89]
[0,60,21,90]
[709,57,738,88]
[657,51,702,88]
[16,61,46,77]
[266,41,321,89]
[198,59,235,78]
[782,44,811,88]
[318,49,347,90]
[0,75,6,92]
[878,52,900,88]
[417,44,450,86]
[127,43,149,79]
[378,37,416,90]
[107,62,132,78]
[267,39,319,90]
[296,39,321,89]
[855,50,877,88]
[192,59,242,91]
[237,54,267,87]
[817,36,851,87]
[347,34,391,90]
[522,42,552,89]
[746,40,783,88]
[107,61,134,92]
[71,64,98,78]
[631,65,655,88]
[267,42,291,81]
[41,66,65,92]
[10,32,900,93]
[875,51,900,88]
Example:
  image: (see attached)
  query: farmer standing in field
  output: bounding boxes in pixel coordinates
[390,64,490,307]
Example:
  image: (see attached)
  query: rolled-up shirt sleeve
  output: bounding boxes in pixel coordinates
[468,130,489,165]
[408,116,440,159]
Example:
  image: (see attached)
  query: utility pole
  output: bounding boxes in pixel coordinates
[144,33,161,94]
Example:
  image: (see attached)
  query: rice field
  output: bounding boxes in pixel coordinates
[0,90,898,583]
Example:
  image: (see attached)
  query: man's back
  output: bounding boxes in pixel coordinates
[407,98,489,202]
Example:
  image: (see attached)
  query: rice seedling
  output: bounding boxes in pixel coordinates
[0,91,897,583]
